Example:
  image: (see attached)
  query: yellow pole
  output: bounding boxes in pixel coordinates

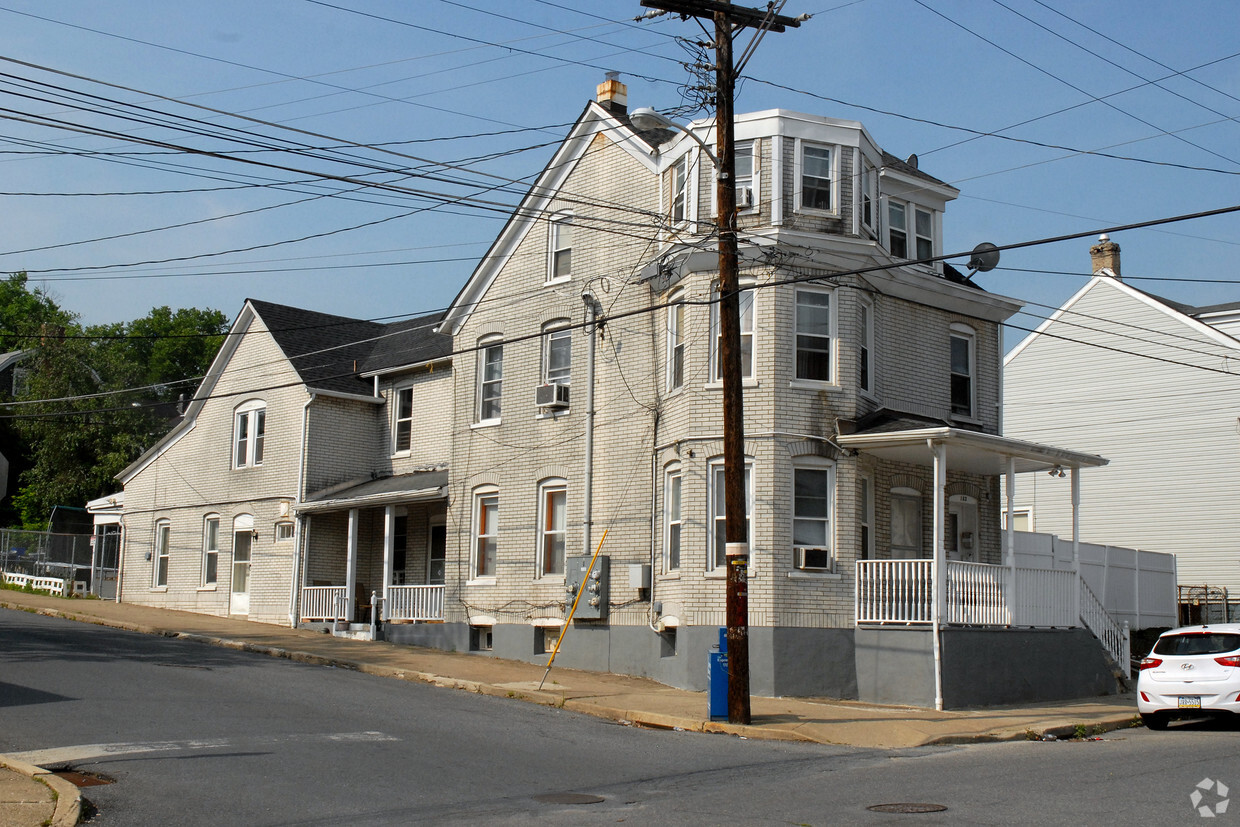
[538,528,609,690]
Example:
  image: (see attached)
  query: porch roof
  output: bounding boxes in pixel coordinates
[837,426,1107,475]
[297,470,448,514]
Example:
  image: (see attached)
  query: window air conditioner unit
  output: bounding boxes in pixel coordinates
[795,546,833,572]
[735,186,753,209]
[535,383,570,409]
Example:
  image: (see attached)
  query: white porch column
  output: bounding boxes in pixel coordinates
[1071,466,1081,626]
[1006,456,1016,624]
[382,505,395,619]
[346,508,359,622]
[930,440,947,712]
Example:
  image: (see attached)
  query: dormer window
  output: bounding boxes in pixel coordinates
[888,200,934,262]
[888,202,907,258]
[671,156,689,224]
[860,158,877,231]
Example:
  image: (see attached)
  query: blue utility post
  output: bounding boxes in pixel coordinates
[708,627,728,720]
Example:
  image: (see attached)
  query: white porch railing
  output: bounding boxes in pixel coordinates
[385,585,445,621]
[855,560,934,624]
[301,586,347,622]
[856,559,1132,675]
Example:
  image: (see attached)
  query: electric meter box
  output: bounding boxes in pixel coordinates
[565,555,610,620]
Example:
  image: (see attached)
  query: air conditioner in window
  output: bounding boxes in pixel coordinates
[794,546,833,572]
[535,383,570,409]
[735,186,753,209]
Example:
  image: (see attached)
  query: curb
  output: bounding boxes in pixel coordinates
[0,756,81,827]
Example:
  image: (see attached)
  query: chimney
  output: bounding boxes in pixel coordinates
[1090,234,1121,278]
[596,71,627,115]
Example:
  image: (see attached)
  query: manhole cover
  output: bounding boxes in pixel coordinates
[532,793,604,805]
[867,803,948,814]
[53,770,114,788]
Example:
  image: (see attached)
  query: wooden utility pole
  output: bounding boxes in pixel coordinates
[640,0,801,726]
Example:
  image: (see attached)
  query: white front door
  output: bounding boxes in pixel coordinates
[946,495,979,563]
[231,529,252,615]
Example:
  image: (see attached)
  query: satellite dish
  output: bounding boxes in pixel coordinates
[967,242,1000,273]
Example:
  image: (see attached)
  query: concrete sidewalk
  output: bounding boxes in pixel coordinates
[1,591,1140,826]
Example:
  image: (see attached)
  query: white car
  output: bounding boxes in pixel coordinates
[1137,624,1240,730]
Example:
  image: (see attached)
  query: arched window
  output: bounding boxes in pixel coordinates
[202,514,220,587]
[536,478,567,577]
[153,519,171,588]
[890,487,923,559]
[476,336,503,423]
[471,486,499,580]
[547,212,573,282]
[233,399,266,468]
[663,462,682,571]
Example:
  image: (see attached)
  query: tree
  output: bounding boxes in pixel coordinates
[9,301,228,529]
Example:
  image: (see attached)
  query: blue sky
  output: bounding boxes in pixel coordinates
[1,0,1238,350]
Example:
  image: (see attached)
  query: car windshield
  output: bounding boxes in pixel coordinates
[1153,633,1240,656]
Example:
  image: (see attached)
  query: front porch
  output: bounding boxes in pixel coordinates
[293,470,448,634]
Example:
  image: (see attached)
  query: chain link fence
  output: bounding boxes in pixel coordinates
[0,527,118,596]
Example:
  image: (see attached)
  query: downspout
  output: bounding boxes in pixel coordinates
[581,291,601,564]
[287,393,314,627]
[930,439,947,712]
[648,413,662,632]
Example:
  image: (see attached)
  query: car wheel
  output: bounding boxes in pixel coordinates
[1141,712,1169,731]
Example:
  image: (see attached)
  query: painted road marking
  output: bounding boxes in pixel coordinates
[11,731,398,765]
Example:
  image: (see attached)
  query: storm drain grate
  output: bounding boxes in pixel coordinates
[867,803,948,814]
[53,770,115,788]
[532,793,604,805]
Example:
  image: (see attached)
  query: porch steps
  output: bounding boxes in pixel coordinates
[333,623,375,641]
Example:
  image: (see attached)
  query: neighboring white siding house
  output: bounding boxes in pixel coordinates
[1004,240,1240,593]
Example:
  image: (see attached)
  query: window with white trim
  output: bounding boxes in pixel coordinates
[799,143,833,212]
[664,463,682,571]
[1002,506,1033,532]
[859,297,874,395]
[859,474,874,560]
[202,515,219,586]
[709,282,754,382]
[667,290,685,392]
[471,486,499,579]
[477,337,503,423]
[154,520,170,587]
[708,458,753,571]
[537,479,567,577]
[888,201,907,258]
[890,487,923,559]
[735,140,755,209]
[233,400,266,468]
[792,459,835,571]
[275,521,294,541]
[671,155,689,224]
[542,323,571,385]
[950,324,975,418]
[914,206,933,260]
[860,157,877,230]
[393,386,413,453]
[548,212,572,282]
[795,287,832,382]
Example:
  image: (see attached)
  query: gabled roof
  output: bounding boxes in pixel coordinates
[1005,275,1240,364]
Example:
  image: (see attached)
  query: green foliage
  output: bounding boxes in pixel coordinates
[1,278,229,528]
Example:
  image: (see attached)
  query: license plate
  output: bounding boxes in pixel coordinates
[1179,696,1202,709]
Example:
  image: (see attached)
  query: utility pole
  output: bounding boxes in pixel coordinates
[640,0,801,726]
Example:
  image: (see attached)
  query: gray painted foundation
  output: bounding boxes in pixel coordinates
[855,626,1120,708]
[383,621,859,698]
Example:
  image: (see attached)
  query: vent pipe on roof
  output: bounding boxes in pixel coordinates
[1090,234,1121,279]
[596,71,627,115]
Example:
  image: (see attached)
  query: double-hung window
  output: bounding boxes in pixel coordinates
[795,288,832,382]
[888,201,908,258]
[543,324,571,385]
[890,488,923,559]
[914,207,933,260]
[860,157,877,231]
[671,156,689,225]
[710,282,754,382]
[202,515,219,587]
[859,475,874,560]
[709,458,753,571]
[859,298,874,395]
[664,464,682,571]
[477,338,503,423]
[233,401,266,468]
[792,461,834,571]
[472,487,498,579]
[548,213,572,282]
[735,141,755,209]
[154,520,170,588]
[393,387,413,453]
[950,324,975,418]
[800,143,833,212]
[537,479,567,577]
[888,200,934,261]
[667,290,685,392]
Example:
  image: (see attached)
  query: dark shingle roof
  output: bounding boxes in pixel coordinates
[247,300,448,395]
[881,151,952,189]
